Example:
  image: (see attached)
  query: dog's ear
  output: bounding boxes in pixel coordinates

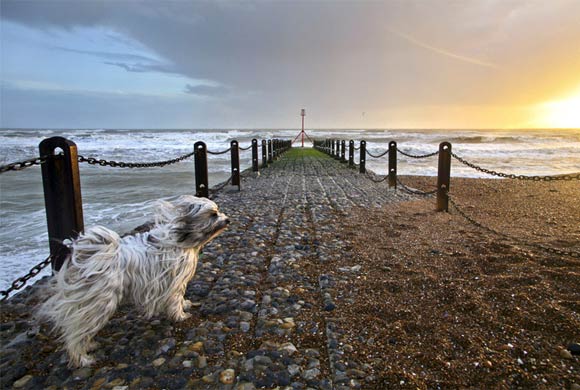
[172,210,213,247]
[154,200,178,226]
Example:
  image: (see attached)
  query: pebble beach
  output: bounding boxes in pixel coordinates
[1,148,578,389]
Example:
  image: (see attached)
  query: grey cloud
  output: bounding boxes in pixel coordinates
[103,61,175,74]
[3,0,580,126]
[53,46,159,63]
[184,84,229,97]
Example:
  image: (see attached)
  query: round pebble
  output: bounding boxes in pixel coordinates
[220,368,236,384]
[152,357,166,367]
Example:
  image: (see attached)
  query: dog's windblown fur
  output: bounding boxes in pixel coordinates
[38,195,228,367]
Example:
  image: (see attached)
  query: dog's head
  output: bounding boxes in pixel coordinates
[155,195,229,248]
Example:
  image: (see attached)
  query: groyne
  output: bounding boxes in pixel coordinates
[2,143,578,389]
[0,148,413,390]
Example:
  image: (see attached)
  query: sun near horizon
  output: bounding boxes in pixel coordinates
[531,86,580,129]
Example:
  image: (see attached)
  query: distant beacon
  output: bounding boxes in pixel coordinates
[292,108,311,148]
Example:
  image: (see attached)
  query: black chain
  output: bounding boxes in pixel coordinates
[78,151,195,168]
[451,152,580,181]
[0,156,47,174]
[396,178,438,196]
[239,145,252,151]
[364,172,389,183]
[397,148,439,159]
[1,256,53,301]
[353,146,360,151]
[366,149,390,159]
[207,147,232,155]
[448,195,580,259]
[210,176,232,193]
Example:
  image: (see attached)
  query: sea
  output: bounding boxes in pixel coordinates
[1,128,579,291]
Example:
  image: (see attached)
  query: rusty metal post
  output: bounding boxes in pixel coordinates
[230,140,240,190]
[359,140,366,173]
[194,141,209,198]
[252,138,259,172]
[437,142,452,212]
[39,137,84,271]
[340,140,346,162]
[268,139,273,163]
[388,141,397,188]
[261,140,267,167]
[349,140,354,167]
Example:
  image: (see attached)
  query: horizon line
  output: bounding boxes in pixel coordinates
[1,127,579,131]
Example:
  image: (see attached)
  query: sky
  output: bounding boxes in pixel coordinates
[1,0,580,129]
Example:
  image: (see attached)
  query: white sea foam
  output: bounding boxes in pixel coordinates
[1,128,579,290]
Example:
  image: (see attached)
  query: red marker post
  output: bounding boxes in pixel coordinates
[292,108,314,148]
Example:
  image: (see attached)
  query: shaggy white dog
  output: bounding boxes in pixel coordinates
[38,195,229,367]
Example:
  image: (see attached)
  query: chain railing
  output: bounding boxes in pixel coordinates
[397,148,439,159]
[364,172,389,183]
[451,152,580,181]
[207,147,232,155]
[78,151,195,168]
[0,255,53,301]
[366,149,390,159]
[448,194,580,259]
[0,156,47,174]
[396,178,438,196]
[1,135,291,301]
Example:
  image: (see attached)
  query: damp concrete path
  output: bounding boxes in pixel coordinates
[0,148,414,390]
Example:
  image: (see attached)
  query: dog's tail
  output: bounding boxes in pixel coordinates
[37,226,125,351]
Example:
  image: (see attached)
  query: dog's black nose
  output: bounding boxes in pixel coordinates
[225,218,230,225]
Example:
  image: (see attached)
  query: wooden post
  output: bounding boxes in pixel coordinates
[230,140,240,190]
[268,139,273,163]
[252,138,259,172]
[359,140,366,173]
[388,141,397,188]
[39,137,84,271]
[437,142,452,212]
[194,141,209,198]
[340,140,346,162]
[349,140,354,167]
[262,140,268,167]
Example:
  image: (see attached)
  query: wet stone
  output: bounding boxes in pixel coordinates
[12,375,33,388]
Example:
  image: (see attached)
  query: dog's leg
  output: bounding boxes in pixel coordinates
[182,299,193,310]
[164,279,193,321]
[86,340,101,352]
[166,296,192,321]
[56,270,124,367]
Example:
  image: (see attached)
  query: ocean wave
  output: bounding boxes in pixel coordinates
[2,128,579,288]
